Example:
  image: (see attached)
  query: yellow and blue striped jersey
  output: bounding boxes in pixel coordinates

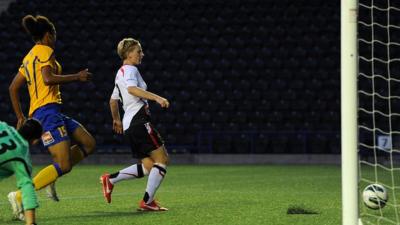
[18,44,62,116]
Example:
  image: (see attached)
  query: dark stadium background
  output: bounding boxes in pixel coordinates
[0,0,340,159]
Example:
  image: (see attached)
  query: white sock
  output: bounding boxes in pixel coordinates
[109,164,148,184]
[144,163,167,204]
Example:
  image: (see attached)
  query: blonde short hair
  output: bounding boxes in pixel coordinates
[117,38,140,60]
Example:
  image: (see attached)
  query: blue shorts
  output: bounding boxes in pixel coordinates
[32,104,81,148]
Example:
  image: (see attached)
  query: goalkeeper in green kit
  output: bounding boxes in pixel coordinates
[0,119,42,225]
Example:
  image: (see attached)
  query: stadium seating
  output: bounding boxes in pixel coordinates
[0,0,340,154]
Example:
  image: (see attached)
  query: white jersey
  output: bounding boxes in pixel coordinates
[111,65,148,131]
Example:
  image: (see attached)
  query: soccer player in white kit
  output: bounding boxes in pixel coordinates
[100,38,170,211]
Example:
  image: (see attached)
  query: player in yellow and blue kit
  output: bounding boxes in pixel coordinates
[0,119,42,225]
[8,15,96,219]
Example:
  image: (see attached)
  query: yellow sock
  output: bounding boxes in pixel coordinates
[71,145,86,166]
[16,191,22,204]
[33,164,61,190]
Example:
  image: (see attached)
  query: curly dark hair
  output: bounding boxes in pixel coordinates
[22,15,56,42]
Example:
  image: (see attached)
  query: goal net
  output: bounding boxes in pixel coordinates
[358,0,400,224]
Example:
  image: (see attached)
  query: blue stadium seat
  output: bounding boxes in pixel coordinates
[212,136,232,154]
[0,0,340,153]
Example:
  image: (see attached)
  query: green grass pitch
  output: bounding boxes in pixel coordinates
[0,165,342,225]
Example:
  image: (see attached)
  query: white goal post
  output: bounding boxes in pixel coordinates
[341,0,359,225]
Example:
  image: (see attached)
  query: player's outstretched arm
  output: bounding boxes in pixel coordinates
[127,87,170,108]
[9,72,26,129]
[41,66,92,85]
[109,98,123,134]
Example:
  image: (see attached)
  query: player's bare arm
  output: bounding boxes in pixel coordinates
[9,72,27,129]
[127,86,169,108]
[41,66,92,85]
[109,98,123,134]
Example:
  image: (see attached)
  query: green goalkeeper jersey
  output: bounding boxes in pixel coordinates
[0,121,38,210]
[0,121,31,171]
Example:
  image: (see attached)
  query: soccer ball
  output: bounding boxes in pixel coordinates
[362,184,388,209]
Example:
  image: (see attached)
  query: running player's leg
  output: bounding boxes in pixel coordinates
[70,125,96,165]
[100,123,153,203]
[141,157,155,174]
[37,141,72,202]
[28,108,73,191]
[109,161,149,184]
[63,116,96,165]
[33,140,71,190]
[100,141,151,203]
[100,160,149,203]
[134,122,169,211]
[142,146,169,206]
[107,156,153,185]
[44,116,95,201]
[15,127,71,203]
